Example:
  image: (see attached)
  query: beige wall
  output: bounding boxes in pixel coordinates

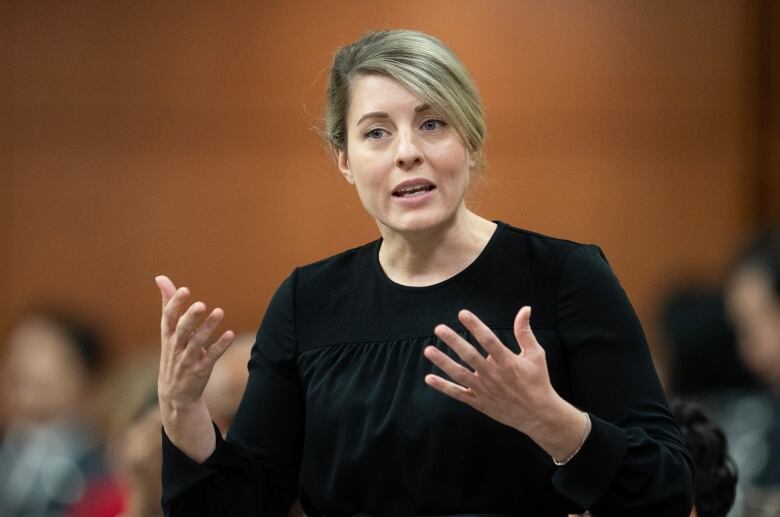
[2,1,775,371]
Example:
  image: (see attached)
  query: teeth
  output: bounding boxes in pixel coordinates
[401,186,427,194]
[394,184,434,197]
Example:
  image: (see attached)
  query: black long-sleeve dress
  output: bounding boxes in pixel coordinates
[162,221,694,516]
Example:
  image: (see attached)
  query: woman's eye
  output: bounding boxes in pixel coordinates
[365,128,386,140]
[422,119,445,131]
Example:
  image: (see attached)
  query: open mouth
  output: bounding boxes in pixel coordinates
[392,184,436,198]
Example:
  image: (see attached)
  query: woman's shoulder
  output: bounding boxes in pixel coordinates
[493,220,600,265]
[290,238,379,287]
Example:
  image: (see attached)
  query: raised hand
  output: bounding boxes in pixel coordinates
[156,275,235,462]
[423,307,589,463]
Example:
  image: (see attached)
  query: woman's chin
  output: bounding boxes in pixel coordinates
[379,211,458,236]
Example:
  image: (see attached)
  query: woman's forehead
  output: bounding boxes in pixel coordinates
[348,75,430,121]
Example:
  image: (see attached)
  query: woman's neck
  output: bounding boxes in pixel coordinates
[377,209,497,287]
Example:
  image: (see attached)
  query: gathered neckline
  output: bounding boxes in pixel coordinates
[372,221,504,292]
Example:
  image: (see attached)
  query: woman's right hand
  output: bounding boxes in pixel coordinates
[155,275,235,462]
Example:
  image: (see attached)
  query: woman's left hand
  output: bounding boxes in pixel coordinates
[424,307,587,458]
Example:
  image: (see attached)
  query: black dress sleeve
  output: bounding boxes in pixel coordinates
[161,272,304,517]
[550,245,695,516]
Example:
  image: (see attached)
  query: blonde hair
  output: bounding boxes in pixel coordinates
[325,30,486,169]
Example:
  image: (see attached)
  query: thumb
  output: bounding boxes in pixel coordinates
[155,275,177,306]
[513,306,539,355]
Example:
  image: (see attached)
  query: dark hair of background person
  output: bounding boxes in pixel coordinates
[662,288,754,394]
[15,306,106,378]
[729,230,780,296]
[670,399,738,517]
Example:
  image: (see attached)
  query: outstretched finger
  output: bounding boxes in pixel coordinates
[424,373,478,407]
[433,324,489,377]
[174,301,207,348]
[186,307,226,351]
[202,330,235,367]
[514,306,541,357]
[458,309,513,363]
[161,287,191,337]
[155,275,178,308]
[423,345,480,390]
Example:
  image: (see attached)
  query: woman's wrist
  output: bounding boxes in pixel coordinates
[161,399,217,463]
[160,395,205,418]
[521,395,591,463]
[552,411,591,466]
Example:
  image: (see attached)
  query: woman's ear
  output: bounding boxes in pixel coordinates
[337,148,354,184]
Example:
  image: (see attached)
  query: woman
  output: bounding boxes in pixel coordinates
[158,30,694,516]
[0,310,109,516]
[725,232,780,514]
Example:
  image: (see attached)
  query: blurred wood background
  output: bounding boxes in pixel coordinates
[1,1,779,377]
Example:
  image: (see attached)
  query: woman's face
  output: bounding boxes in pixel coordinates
[337,74,474,234]
[726,267,780,389]
[2,318,87,423]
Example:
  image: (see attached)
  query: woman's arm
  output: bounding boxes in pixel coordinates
[158,273,303,517]
[156,275,233,462]
[423,245,694,516]
[551,245,694,516]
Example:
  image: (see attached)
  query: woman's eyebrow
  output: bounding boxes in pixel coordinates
[355,104,433,126]
[355,111,388,126]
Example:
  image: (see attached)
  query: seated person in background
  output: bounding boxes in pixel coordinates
[203,332,253,437]
[75,353,162,517]
[670,399,737,517]
[0,309,107,517]
[119,395,164,517]
[79,338,258,517]
[726,231,780,515]
[726,232,780,403]
[661,288,752,397]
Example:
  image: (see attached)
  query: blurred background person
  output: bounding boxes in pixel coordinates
[0,309,108,517]
[203,332,253,437]
[727,232,780,405]
[725,231,780,516]
[661,287,758,516]
[661,232,780,516]
[74,336,258,517]
[662,288,752,398]
[72,352,161,517]
[116,395,164,517]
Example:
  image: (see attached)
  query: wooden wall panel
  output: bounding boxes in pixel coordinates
[2,1,756,377]
[1,3,12,350]
[764,0,780,223]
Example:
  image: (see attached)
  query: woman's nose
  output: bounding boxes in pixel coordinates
[394,130,423,170]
